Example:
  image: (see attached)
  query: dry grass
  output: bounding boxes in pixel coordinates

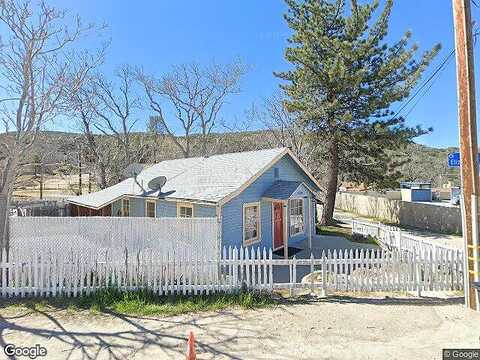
[0,288,279,317]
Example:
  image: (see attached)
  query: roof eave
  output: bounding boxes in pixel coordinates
[67,193,219,210]
[66,193,130,210]
[217,148,322,207]
[262,197,288,203]
[217,148,290,207]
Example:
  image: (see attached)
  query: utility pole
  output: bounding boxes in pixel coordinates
[452,0,479,310]
[39,163,43,200]
[78,144,83,196]
[88,172,92,194]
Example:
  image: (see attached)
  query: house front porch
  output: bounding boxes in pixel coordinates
[271,234,379,284]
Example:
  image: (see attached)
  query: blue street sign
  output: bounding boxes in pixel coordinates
[448,152,480,167]
[448,152,460,167]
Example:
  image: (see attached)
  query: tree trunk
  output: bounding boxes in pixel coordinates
[78,151,82,195]
[0,193,8,251]
[201,135,207,157]
[88,172,92,193]
[0,154,18,251]
[321,138,339,225]
[98,162,108,189]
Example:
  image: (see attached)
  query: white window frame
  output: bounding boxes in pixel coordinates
[243,201,261,246]
[122,198,130,217]
[145,199,156,218]
[177,202,194,218]
[289,198,304,236]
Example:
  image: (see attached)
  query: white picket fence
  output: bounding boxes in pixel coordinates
[351,220,462,255]
[0,245,463,298]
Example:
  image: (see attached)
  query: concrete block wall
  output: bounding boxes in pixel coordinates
[334,192,462,234]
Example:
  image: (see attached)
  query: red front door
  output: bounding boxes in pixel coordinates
[273,202,284,249]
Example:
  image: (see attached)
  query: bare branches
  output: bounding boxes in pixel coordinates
[89,64,141,167]
[0,0,96,58]
[66,63,149,187]
[0,0,103,247]
[250,93,320,172]
[138,60,247,157]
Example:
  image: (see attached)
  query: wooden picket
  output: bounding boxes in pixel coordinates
[0,245,464,299]
[352,219,461,256]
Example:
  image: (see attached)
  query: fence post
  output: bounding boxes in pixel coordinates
[269,248,273,291]
[233,247,239,291]
[292,256,297,297]
[416,250,422,297]
[216,217,222,283]
[288,257,293,297]
[310,252,314,293]
[321,251,327,297]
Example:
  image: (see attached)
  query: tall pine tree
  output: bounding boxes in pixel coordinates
[276,0,440,224]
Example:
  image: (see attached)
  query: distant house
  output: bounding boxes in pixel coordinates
[66,148,321,253]
[399,181,432,202]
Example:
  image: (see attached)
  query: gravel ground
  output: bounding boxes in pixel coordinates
[0,295,478,359]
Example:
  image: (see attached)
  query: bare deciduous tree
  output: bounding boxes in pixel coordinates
[12,133,60,199]
[250,93,321,175]
[89,65,144,176]
[66,70,119,189]
[0,0,100,248]
[138,60,246,157]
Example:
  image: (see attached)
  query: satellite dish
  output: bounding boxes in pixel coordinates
[148,176,167,191]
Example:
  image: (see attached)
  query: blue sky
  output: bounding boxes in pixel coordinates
[43,1,480,148]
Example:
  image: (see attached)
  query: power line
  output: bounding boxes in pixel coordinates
[394,49,455,118]
[393,30,480,121]
[403,54,456,119]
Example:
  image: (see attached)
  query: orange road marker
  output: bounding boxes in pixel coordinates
[186,331,196,360]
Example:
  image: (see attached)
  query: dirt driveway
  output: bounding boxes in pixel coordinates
[0,295,479,360]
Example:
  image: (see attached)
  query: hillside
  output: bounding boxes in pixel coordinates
[3,130,460,192]
[398,143,460,187]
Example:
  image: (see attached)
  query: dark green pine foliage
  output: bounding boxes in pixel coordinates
[276,0,440,224]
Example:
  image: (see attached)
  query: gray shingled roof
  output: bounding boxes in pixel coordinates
[68,147,289,209]
[262,181,303,200]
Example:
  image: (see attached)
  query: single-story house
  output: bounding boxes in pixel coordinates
[67,147,321,254]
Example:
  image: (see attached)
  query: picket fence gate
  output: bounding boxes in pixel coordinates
[0,245,463,299]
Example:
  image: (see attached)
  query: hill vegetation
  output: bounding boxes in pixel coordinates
[8,130,460,195]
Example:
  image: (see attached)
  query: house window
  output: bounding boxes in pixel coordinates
[177,203,194,218]
[145,200,156,218]
[289,198,304,235]
[243,202,261,245]
[122,198,130,217]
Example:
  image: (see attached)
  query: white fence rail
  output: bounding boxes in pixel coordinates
[352,220,461,255]
[0,245,463,298]
[9,217,220,260]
